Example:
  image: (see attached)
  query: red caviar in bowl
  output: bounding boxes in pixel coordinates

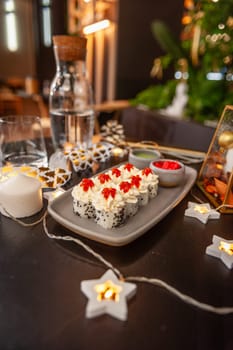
[150,159,185,187]
[153,160,181,170]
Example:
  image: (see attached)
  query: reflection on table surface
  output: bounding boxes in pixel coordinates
[0,149,232,350]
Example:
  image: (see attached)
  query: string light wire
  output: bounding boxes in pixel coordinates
[42,213,233,316]
[42,212,123,279]
[190,189,233,212]
[1,205,232,316]
[0,203,47,227]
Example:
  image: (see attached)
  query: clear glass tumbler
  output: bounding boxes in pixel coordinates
[0,115,48,168]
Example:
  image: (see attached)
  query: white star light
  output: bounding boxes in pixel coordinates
[81,269,137,321]
[206,235,233,269]
[184,201,220,224]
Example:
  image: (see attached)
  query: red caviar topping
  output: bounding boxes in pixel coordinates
[102,187,116,199]
[119,181,132,193]
[124,163,134,171]
[153,160,181,170]
[98,173,111,184]
[131,175,141,188]
[80,178,94,192]
[142,167,153,176]
[111,168,121,177]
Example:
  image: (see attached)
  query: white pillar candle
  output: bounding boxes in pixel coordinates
[0,173,43,218]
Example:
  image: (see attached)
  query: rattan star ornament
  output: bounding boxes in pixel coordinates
[184,201,220,224]
[81,269,137,321]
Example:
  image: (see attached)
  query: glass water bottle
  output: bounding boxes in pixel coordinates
[49,35,95,151]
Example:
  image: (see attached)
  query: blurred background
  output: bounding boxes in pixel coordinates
[0,0,232,124]
[0,0,183,105]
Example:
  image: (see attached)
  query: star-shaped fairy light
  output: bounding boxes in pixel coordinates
[184,201,220,224]
[206,235,233,269]
[81,269,137,321]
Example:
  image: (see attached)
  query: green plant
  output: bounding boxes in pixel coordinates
[131,0,233,123]
[130,80,177,110]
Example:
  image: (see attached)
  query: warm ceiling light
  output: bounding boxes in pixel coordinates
[83,19,110,35]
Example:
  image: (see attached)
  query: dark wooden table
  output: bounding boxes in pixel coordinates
[0,152,232,350]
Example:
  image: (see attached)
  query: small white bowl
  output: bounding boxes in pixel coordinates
[129,148,161,169]
[150,159,185,187]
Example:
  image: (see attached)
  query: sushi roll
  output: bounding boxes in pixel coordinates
[107,167,122,184]
[93,187,126,229]
[118,181,139,217]
[93,172,111,189]
[130,174,149,206]
[118,163,139,180]
[72,178,96,218]
[139,167,159,199]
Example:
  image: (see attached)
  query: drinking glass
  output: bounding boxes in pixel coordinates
[0,115,48,167]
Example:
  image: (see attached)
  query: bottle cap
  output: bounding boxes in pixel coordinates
[53,35,87,61]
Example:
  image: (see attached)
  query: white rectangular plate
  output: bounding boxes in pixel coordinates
[48,166,197,246]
